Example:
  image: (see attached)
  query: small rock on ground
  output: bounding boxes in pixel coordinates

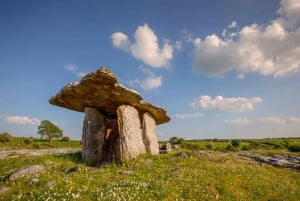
[0,186,11,195]
[28,178,39,185]
[119,170,134,175]
[44,181,56,188]
[9,165,45,180]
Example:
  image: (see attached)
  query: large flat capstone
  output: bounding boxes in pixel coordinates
[49,67,170,125]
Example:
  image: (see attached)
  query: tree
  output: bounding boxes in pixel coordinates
[231,139,240,147]
[37,120,63,141]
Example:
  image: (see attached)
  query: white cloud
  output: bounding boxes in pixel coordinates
[0,115,40,126]
[175,41,182,50]
[228,21,237,29]
[258,117,286,125]
[237,74,245,79]
[193,0,300,78]
[65,64,86,78]
[190,95,262,112]
[111,24,174,68]
[129,67,162,90]
[288,117,300,123]
[259,116,300,125]
[182,29,194,43]
[278,0,300,28]
[175,112,204,120]
[225,118,252,125]
[110,32,130,52]
[140,76,162,90]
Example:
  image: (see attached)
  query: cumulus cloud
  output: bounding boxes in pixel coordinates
[258,117,286,125]
[65,64,86,78]
[174,113,204,120]
[259,116,300,125]
[175,41,182,50]
[190,95,262,112]
[129,67,162,90]
[225,118,252,125]
[0,115,40,126]
[288,117,300,123]
[111,24,174,68]
[110,32,130,52]
[193,0,300,78]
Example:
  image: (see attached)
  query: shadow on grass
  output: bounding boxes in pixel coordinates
[55,151,84,164]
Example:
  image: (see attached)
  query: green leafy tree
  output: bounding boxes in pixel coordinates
[37,120,63,141]
[169,136,185,144]
[231,139,240,147]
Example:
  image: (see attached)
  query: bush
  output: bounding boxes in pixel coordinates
[0,132,12,143]
[231,139,240,147]
[205,143,214,150]
[169,136,185,144]
[226,144,236,151]
[24,137,34,144]
[288,144,300,152]
[60,136,70,142]
[32,143,40,149]
[241,145,251,150]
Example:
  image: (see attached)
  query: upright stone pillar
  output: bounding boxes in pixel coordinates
[82,107,106,165]
[142,112,159,154]
[117,105,146,161]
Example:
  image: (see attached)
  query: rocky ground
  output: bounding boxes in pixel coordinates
[1,148,299,170]
[0,148,81,160]
[240,152,300,170]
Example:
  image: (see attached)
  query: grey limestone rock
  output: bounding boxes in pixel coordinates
[118,105,146,161]
[82,107,107,165]
[9,165,45,181]
[142,112,159,155]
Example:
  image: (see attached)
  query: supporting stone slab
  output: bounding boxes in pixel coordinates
[142,112,159,154]
[81,107,106,165]
[117,105,146,161]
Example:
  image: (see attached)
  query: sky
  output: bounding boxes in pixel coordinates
[0,0,300,140]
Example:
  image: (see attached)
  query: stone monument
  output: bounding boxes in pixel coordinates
[49,67,170,165]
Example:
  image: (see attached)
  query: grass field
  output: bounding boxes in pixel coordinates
[0,136,81,149]
[0,136,300,201]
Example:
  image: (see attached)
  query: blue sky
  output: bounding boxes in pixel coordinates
[1,0,300,140]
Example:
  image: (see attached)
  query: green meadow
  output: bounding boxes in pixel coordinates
[0,135,300,201]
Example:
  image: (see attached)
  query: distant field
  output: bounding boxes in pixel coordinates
[171,138,300,156]
[0,136,81,149]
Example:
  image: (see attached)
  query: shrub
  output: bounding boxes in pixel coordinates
[231,139,240,147]
[0,132,12,143]
[32,143,40,149]
[60,136,70,142]
[288,144,300,152]
[24,137,34,144]
[241,145,251,150]
[205,143,214,150]
[226,144,236,151]
[169,136,185,144]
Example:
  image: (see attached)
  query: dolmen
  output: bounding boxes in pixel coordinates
[49,67,170,165]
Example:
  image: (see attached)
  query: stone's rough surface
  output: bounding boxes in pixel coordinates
[118,105,146,161]
[82,107,106,165]
[49,67,170,125]
[9,165,45,180]
[142,112,159,154]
